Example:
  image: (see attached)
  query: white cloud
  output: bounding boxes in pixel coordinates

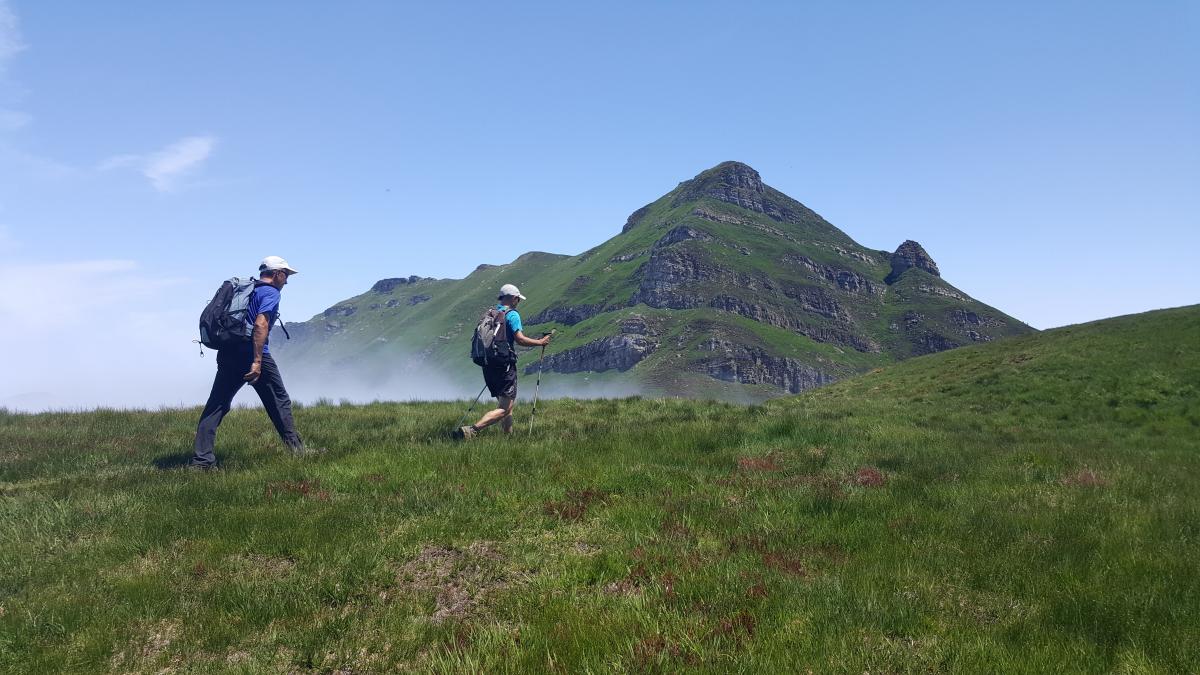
[99,135,218,192]
[144,135,216,192]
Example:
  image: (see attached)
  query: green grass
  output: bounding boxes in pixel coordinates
[1,306,1197,673]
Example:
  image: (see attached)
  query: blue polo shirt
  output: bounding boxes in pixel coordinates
[496,303,522,344]
[248,284,281,354]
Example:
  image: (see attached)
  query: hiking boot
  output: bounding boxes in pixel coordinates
[453,425,477,441]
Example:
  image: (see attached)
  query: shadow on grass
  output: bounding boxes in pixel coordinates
[152,453,198,470]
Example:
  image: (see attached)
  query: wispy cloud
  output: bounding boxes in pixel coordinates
[0,108,28,130]
[0,0,25,75]
[99,135,218,192]
[145,136,216,191]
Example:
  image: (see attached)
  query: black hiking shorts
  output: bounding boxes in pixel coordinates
[482,363,517,400]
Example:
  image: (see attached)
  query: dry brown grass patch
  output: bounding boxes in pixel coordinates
[396,542,509,624]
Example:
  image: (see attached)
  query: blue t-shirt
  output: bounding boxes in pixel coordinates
[496,303,522,344]
[248,284,281,354]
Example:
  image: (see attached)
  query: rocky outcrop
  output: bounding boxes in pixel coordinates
[783,254,881,295]
[886,240,940,284]
[324,305,357,318]
[408,294,431,305]
[671,162,826,229]
[632,248,879,352]
[708,295,879,352]
[913,332,960,355]
[528,312,659,374]
[698,339,837,394]
[690,207,754,227]
[654,225,712,249]
[371,275,433,294]
[917,284,967,301]
[621,204,653,233]
[528,334,657,374]
[528,303,607,326]
[609,250,646,263]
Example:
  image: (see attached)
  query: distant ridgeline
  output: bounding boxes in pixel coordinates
[274,162,1033,401]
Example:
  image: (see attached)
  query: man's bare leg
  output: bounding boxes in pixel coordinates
[473,396,514,432]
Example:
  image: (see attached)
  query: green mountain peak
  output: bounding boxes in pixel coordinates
[276,164,1034,401]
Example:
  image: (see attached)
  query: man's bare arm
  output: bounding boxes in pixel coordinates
[244,313,272,382]
[514,330,551,347]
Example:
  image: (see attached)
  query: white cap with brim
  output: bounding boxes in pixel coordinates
[259,256,298,275]
[499,283,526,300]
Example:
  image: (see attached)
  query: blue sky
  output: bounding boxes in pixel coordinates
[0,1,1197,409]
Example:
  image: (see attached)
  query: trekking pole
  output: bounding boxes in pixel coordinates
[528,330,555,434]
[454,384,489,432]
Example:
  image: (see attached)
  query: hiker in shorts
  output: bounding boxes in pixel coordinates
[189,256,312,469]
[455,283,552,439]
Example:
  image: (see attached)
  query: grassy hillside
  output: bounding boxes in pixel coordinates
[1,305,1196,672]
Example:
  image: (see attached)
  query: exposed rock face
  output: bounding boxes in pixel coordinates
[408,294,431,305]
[529,335,657,374]
[917,284,967,301]
[672,162,824,228]
[632,248,880,352]
[528,303,607,326]
[902,310,963,355]
[886,240,940,283]
[654,225,712,249]
[609,250,646,263]
[371,276,432,294]
[529,312,658,374]
[621,204,652,233]
[324,305,357,318]
[783,254,881,296]
[698,339,837,394]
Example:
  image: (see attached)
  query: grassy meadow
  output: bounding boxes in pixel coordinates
[1,306,1197,673]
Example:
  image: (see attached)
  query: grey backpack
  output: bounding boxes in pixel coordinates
[470,307,514,367]
[198,277,259,350]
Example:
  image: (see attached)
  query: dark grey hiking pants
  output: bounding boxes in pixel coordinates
[191,346,302,466]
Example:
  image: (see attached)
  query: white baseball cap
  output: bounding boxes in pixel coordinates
[498,283,526,300]
[259,256,298,275]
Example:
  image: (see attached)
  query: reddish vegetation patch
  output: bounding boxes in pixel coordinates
[737,453,783,472]
[762,552,808,577]
[660,518,693,540]
[362,473,385,484]
[708,610,757,646]
[191,562,208,579]
[660,571,678,599]
[746,582,769,599]
[634,634,696,668]
[727,535,769,554]
[852,466,887,488]
[265,479,330,502]
[1061,468,1109,487]
[542,488,609,521]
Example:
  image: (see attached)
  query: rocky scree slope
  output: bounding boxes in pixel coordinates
[274,162,1032,400]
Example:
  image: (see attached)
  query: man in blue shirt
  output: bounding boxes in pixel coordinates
[189,256,309,469]
[456,283,552,438]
